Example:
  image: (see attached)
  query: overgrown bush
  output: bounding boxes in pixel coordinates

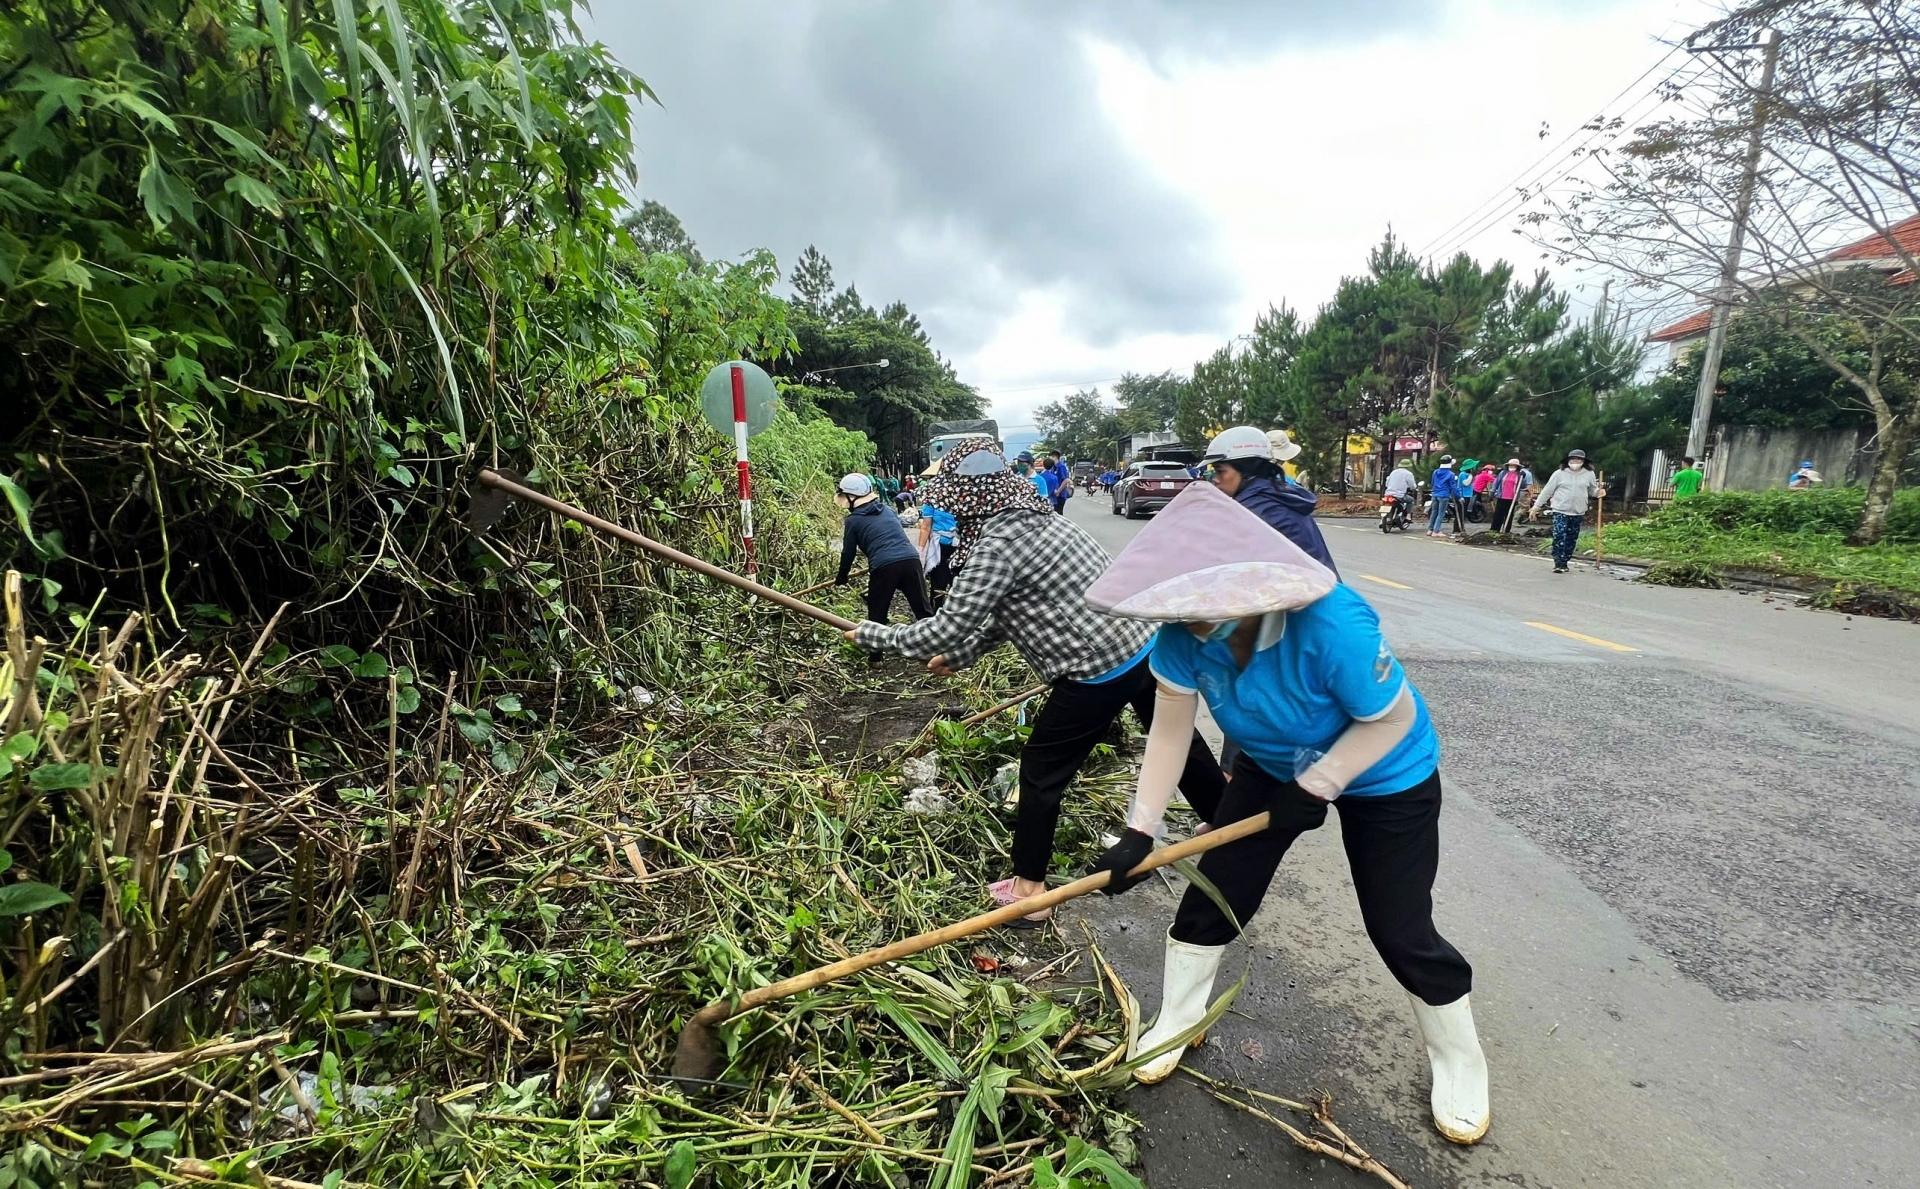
[1648,488,1920,543]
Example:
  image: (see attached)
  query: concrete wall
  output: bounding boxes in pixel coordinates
[1707,424,1876,492]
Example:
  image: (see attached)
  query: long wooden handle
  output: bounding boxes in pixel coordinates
[697,811,1274,1027]
[1595,470,1605,564]
[478,469,857,631]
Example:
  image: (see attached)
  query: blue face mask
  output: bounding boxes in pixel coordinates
[1204,618,1240,644]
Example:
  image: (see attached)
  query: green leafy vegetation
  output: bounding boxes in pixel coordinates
[0,1,1151,1185]
[1599,490,1920,593]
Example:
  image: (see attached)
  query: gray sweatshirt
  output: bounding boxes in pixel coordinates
[1532,466,1600,516]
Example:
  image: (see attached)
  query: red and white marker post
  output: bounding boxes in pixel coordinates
[730,363,756,576]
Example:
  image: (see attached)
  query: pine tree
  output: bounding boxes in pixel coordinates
[826,284,871,325]
[790,246,836,316]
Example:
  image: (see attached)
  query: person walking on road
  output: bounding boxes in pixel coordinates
[1530,449,1605,573]
[1428,455,1462,537]
[1201,426,1338,575]
[1670,456,1704,500]
[837,474,933,622]
[1081,482,1491,1146]
[847,438,1226,925]
[1491,458,1528,532]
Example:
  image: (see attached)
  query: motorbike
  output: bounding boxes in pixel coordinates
[1379,487,1415,533]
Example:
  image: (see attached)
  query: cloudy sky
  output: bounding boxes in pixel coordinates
[588,0,1716,433]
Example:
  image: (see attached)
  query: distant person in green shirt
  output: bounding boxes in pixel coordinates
[1671,457,1704,499]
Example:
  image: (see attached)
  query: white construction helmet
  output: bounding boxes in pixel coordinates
[1201,425,1273,465]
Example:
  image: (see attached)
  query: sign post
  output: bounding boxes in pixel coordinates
[699,360,777,576]
[729,364,755,575]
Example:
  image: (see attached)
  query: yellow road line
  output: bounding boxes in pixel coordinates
[1359,574,1414,590]
[1524,621,1639,653]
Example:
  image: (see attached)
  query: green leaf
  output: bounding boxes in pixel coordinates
[258,0,297,104]
[332,0,362,109]
[481,0,536,147]
[29,762,96,791]
[36,243,90,291]
[0,849,12,874]
[0,474,36,547]
[395,684,422,714]
[0,732,36,779]
[317,645,359,668]
[0,882,73,916]
[137,146,198,231]
[102,90,178,133]
[223,173,282,216]
[664,1140,696,1189]
[873,993,963,1081]
[493,694,521,714]
[352,652,389,679]
[455,709,494,745]
[200,120,285,173]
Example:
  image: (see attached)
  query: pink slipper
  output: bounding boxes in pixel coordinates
[989,878,1052,926]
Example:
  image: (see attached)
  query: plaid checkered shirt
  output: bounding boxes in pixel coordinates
[855,510,1154,682]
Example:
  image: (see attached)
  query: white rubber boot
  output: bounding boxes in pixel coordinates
[1409,993,1491,1144]
[1131,931,1226,1085]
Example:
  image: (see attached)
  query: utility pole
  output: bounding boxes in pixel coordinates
[1685,27,1783,463]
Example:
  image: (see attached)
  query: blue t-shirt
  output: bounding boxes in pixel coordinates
[1028,471,1053,497]
[920,504,957,544]
[1148,585,1439,796]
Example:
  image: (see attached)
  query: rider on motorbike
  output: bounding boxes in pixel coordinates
[1382,459,1418,531]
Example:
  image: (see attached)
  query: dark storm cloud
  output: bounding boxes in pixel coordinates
[588,1,1431,351]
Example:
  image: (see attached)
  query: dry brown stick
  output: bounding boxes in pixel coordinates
[0,1033,285,1091]
[23,929,128,1016]
[188,722,347,858]
[1184,1071,1409,1189]
[267,1051,316,1125]
[956,684,1050,729]
[791,568,863,599]
[398,671,458,923]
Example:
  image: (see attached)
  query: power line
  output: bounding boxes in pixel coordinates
[1416,36,1692,260]
[1423,77,1682,262]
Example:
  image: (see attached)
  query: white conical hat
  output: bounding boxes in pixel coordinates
[1085,481,1337,620]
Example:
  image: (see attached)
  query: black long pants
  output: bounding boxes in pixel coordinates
[1012,660,1225,881]
[866,558,932,623]
[1171,755,1472,1006]
[1492,496,1517,533]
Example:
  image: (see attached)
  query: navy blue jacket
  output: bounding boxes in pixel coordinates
[1234,475,1339,577]
[838,499,919,582]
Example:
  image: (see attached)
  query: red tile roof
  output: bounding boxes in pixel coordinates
[1822,212,1920,263]
[1648,309,1712,342]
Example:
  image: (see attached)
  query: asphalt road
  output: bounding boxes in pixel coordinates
[1059,493,1920,1189]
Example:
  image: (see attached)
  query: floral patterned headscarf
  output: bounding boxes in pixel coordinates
[923,437,1052,569]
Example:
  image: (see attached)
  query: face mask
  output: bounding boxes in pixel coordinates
[1204,618,1239,644]
[1568,460,1584,470]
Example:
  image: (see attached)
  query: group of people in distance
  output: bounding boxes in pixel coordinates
[1393,449,1609,574]
[829,426,1492,1147]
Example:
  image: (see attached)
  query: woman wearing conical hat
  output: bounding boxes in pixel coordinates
[1082,482,1491,1146]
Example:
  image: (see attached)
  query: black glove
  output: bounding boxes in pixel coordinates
[1087,829,1156,896]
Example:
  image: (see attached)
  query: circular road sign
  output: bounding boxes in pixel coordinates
[700,360,778,439]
